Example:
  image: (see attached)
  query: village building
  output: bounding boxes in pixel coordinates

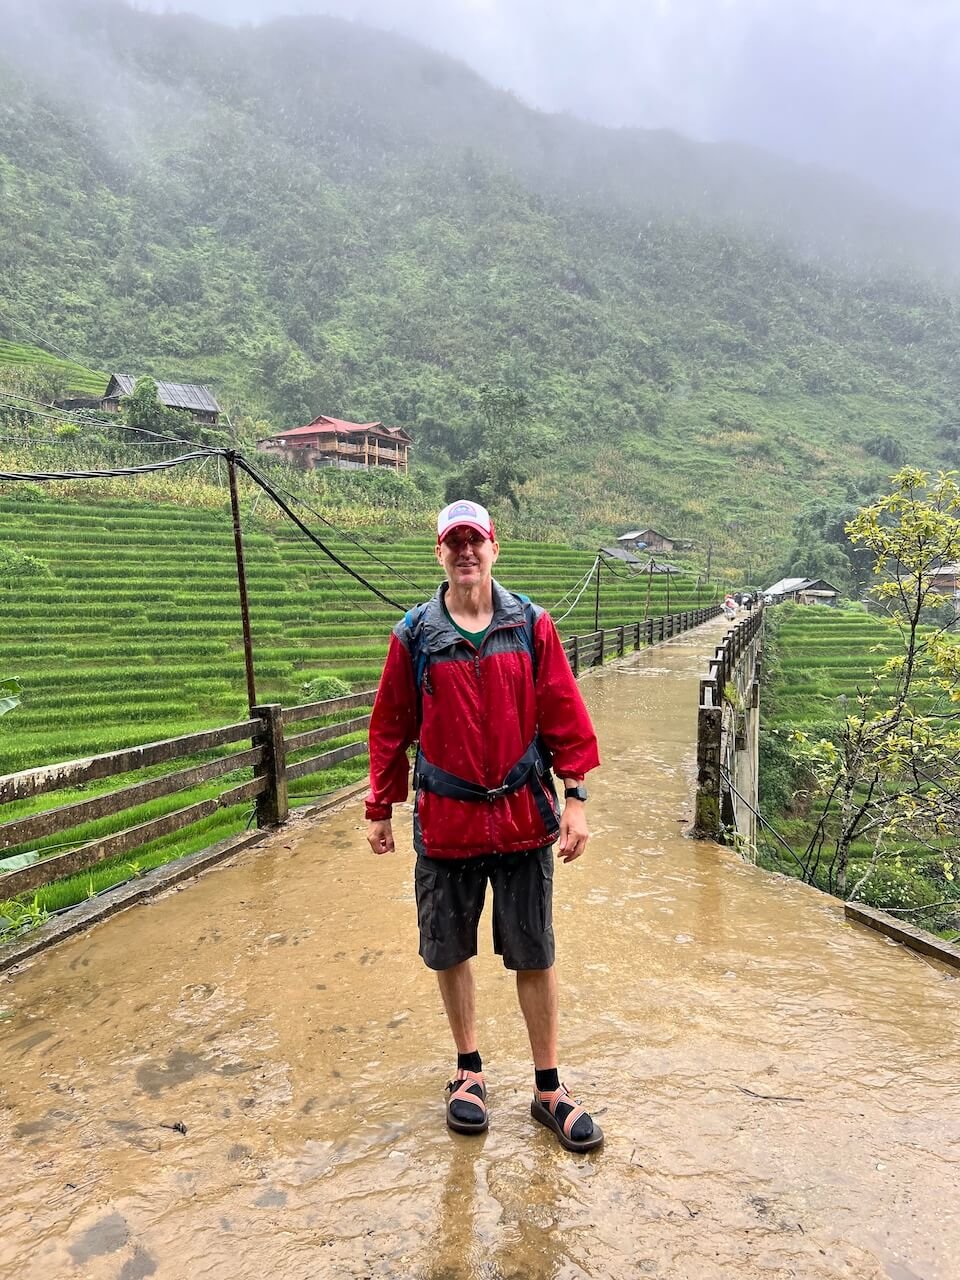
[257,415,412,472]
[617,527,676,553]
[927,562,960,596]
[764,576,841,606]
[101,375,221,425]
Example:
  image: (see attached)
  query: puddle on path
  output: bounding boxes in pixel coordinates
[1,621,958,1280]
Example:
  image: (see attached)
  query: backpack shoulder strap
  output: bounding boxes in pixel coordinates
[403,603,432,696]
[514,593,539,681]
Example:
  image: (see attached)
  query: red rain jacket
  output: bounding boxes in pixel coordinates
[365,581,600,859]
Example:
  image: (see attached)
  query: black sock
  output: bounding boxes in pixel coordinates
[458,1050,482,1074]
[535,1067,560,1092]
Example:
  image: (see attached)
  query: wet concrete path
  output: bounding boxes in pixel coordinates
[1,621,959,1280]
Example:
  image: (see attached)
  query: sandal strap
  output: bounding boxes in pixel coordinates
[536,1082,587,1136]
[561,1103,587,1138]
[448,1070,486,1109]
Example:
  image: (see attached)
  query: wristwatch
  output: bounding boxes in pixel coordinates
[564,783,588,802]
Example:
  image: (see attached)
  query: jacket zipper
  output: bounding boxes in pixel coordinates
[474,620,526,847]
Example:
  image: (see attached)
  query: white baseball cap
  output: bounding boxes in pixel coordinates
[436,499,495,543]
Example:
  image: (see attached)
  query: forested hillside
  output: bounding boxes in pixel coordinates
[3,0,960,567]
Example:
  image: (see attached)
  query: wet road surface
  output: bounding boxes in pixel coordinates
[1,621,959,1280]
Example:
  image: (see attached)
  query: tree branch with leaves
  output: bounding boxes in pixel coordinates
[791,469,960,909]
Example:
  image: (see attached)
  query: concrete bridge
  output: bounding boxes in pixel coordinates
[1,620,958,1280]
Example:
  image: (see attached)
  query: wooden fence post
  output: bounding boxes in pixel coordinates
[253,703,288,827]
[694,683,723,836]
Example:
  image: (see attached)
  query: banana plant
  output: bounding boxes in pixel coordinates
[0,678,20,716]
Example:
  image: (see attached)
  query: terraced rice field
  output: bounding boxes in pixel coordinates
[763,606,900,728]
[760,603,959,928]
[0,339,108,398]
[0,493,715,922]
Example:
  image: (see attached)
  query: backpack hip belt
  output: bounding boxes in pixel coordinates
[414,738,559,831]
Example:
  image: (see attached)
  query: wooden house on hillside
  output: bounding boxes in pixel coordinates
[927,562,960,596]
[765,576,841,606]
[617,527,676,553]
[101,375,221,425]
[257,415,412,472]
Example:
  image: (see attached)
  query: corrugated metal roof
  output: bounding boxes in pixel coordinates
[765,576,810,596]
[600,546,642,564]
[106,374,220,414]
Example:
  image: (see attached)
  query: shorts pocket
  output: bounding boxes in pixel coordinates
[536,847,554,932]
[414,860,439,942]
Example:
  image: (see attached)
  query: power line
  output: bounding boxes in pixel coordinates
[234,454,409,612]
[270,478,434,597]
[0,314,96,369]
[280,512,392,625]
[0,450,216,481]
[553,556,600,625]
[547,561,597,614]
[0,389,217,451]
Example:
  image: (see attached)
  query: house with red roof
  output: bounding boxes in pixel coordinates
[257,414,412,472]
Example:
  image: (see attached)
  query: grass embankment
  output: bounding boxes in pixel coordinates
[0,490,717,930]
[759,604,960,936]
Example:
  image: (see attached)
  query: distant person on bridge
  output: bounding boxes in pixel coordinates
[723,593,737,620]
[365,499,603,1153]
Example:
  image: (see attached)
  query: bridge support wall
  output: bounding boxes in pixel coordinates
[695,611,763,852]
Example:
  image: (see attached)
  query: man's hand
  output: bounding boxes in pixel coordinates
[367,819,395,855]
[557,801,589,863]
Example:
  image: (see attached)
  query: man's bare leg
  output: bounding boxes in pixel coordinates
[437,958,478,1053]
[518,964,599,1146]
[516,965,558,1068]
[438,959,486,1130]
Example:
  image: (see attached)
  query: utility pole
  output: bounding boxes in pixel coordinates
[227,450,258,713]
[594,554,602,632]
[705,542,713,588]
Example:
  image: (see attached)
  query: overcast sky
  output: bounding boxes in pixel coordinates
[137,0,960,214]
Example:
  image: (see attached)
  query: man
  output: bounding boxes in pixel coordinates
[366,499,603,1153]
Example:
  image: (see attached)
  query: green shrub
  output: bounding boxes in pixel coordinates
[853,862,940,912]
[299,674,353,701]
[0,545,52,586]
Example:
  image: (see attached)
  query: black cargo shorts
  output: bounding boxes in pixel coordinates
[414,846,555,972]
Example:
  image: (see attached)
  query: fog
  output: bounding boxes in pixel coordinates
[129,0,960,216]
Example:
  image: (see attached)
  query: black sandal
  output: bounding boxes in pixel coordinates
[531,1083,603,1152]
[446,1069,488,1134]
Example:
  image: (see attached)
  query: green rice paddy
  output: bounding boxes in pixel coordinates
[759,603,960,934]
[0,490,717,932]
[0,339,108,398]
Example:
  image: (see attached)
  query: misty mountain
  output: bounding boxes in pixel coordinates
[3,0,960,565]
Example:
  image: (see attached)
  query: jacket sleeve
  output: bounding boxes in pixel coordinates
[365,630,419,820]
[533,611,600,779]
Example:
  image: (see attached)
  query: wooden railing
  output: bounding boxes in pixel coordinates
[694,607,764,838]
[1,603,721,904]
[0,690,377,902]
[562,606,722,675]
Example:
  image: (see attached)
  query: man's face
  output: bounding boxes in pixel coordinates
[436,525,499,588]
